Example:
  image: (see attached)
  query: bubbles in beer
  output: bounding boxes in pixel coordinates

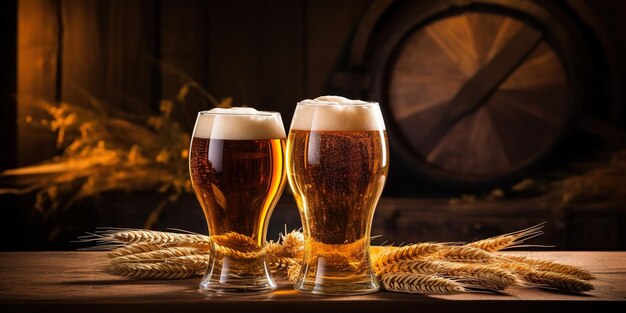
[287,96,389,295]
[190,107,286,293]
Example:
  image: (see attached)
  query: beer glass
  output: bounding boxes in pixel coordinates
[189,107,286,294]
[286,96,389,295]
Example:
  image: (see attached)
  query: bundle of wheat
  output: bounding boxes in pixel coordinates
[90,224,594,295]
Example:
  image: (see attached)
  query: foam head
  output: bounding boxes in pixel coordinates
[193,107,286,140]
[291,95,386,131]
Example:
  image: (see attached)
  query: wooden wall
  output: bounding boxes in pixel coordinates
[1,0,17,170]
[17,0,59,166]
[9,0,375,248]
[9,0,626,250]
[16,0,374,166]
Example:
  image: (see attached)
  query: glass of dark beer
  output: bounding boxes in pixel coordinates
[286,96,389,295]
[189,107,286,294]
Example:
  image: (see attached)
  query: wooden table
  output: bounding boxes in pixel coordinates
[0,251,625,312]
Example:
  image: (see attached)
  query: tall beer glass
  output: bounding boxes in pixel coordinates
[189,107,286,294]
[286,96,389,295]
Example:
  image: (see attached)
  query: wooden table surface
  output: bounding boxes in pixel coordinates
[0,251,625,313]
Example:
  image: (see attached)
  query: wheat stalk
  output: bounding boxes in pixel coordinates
[441,262,520,286]
[267,256,297,272]
[505,255,594,280]
[108,242,163,257]
[466,223,544,252]
[106,262,198,279]
[496,258,594,292]
[166,254,211,270]
[267,230,304,258]
[111,247,204,264]
[523,270,594,293]
[97,228,595,294]
[287,263,301,284]
[211,232,260,252]
[377,260,521,291]
[377,260,441,276]
[431,246,499,263]
[380,272,466,294]
[98,229,211,246]
[373,243,444,272]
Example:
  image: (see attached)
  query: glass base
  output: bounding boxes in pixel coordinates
[199,256,276,295]
[295,278,380,296]
[294,256,380,296]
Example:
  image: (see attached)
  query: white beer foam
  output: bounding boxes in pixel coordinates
[193,107,286,140]
[291,95,386,131]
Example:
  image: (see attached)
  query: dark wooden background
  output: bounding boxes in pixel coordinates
[12,0,376,168]
[2,0,626,251]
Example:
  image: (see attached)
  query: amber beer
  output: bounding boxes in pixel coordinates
[189,108,286,294]
[287,96,389,295]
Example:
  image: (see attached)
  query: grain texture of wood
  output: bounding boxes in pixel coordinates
[386,10,570,183]
[0,251,624,313]
[17,0,59,166]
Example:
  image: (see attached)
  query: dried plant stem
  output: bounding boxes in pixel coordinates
[279,230,304,258]
[267,256,297,272]
[211,232,259,252]
[380,273,466,294]
[496,259,594,292]
[432,246,499,263]
[523,271,594,293]
[373,243,444,272]
[111,247,204,264]
[105,229,210,246]
[434,261,521,289]
[263,242,282,257]
[211,244,264,260]
[166,254,211,270]
[97,228,595,295]
[466,223,544,252]
[106,262,197,279]
[377,260,440,276]
[506,255,595,280]
[378,260,521,290]
[108,243,163,258]
[370,245,398,261]
[287,263,301,284]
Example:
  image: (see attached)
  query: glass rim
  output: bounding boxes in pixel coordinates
[296,100,379,107]
[198,109,281,117]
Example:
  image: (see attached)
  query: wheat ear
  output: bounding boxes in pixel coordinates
[211,232,260,252]
[100,229,211,246]
[431,246,499,263]
[106,262,198,279]
[496,260,594,292]
[377,260,441,276]
[271,230,304,258]
[267,256,297,272]
[523,270,594,293]
[111,247,205,264]
[432,261,522,288]
[287,263,301,284]
[380,273,466,294]
[378,260,521,290]
[373,243,444,272]
[108,243,163,257]
[506,255,594,280]
[466,223,544,252]
[166,254,211,270]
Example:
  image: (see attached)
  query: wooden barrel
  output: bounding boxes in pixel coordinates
[362,0,599,189]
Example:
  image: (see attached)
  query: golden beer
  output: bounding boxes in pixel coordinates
[287,96,389,295]
[190,137,286,246]
[190,108,286,294]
